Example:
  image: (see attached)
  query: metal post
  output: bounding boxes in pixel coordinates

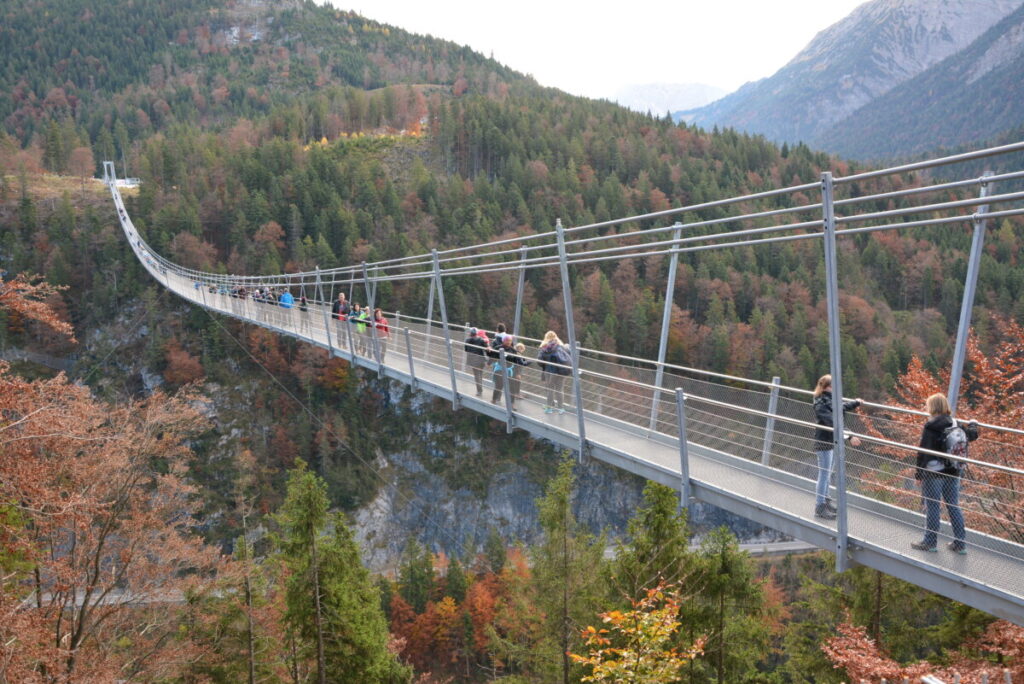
[675,388,691,511]
[513,246,527,339]
[500,347,514,433]
[316,267,335,356]
[556,219,588,461]
[761,376,781,466]
[948,174,992,415]
[650,223,683,431]
[425,278,435,361]
[404,327,417,389]
[362,262,383,376]
[432,250,460,409]
[346,312,357,363]
[822,171,849,572]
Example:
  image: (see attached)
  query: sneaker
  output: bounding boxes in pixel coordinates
[947,541,967,555]
[558,408,566,415]
[814,504,836,520]
[824,499,838,513]
[911,541,937,552]
[543,406,554,414]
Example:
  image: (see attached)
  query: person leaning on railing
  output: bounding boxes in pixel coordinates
[911,393,979,555]
[812,374,862,520]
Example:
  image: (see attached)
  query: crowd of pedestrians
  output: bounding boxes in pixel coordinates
[461,323,573,414]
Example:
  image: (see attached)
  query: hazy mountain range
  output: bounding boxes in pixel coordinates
[612,82,726,116]
[679,0,1024,160]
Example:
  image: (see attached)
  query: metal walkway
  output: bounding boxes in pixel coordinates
[101,145,1024,625]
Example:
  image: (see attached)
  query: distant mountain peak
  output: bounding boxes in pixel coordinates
[684,0,1023,149]
[613,82,726,115]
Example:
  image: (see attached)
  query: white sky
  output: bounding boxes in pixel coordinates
[329,0,868,98]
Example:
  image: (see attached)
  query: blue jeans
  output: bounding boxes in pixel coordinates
[920,471,965,546]
[815,449,833,505]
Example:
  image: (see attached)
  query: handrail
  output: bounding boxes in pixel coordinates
[103,140,1024,444]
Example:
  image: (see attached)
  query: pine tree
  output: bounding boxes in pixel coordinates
[531,457,608,684]
[686,527,771,684]
[398,539,435,614]
[608,481,694,602]
[277,461,409,683]
[277,460,330,684]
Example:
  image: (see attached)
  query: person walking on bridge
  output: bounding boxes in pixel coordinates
[538,331,572,414]
[464,327,488,396]
[372,307,390,362]
[354,304,370,356]
[912,393,978,554]
[509,342,530,400]
[812,374,862,520]
[489,334,515,406]
[332,292,350,349]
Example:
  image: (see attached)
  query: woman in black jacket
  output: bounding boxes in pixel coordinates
[812,375,862,520]
[911,393,978,554]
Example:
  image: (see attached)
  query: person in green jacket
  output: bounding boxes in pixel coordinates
[355,305,370,355]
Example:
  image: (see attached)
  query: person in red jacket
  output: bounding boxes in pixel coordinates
[372,307,390,362]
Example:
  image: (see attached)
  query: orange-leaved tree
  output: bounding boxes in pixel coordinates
[0,272,75,344]
[0,274,220,681]
[823,614,1024,682]
[569,584,705,683]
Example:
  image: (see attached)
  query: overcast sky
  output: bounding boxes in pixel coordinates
[328,0,868,99]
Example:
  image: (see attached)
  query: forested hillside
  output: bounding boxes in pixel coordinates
[2,0,1024,681]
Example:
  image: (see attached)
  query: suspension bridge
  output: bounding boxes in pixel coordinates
[102,143,1024,625]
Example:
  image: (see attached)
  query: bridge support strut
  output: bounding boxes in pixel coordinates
[432,250,460,410]
[555,219,588,462]
[822,172,849,572]
[948,174,992,415]
[674,388,691,511]
[650,223,683,432]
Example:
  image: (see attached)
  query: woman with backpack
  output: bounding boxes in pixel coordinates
[538,331,571,414]
[912,393,979,554]
[812,375,862,520]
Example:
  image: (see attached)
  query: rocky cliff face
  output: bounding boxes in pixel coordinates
[82,309,781,572]
[683,0,1022,145]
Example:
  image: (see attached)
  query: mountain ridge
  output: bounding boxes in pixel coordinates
[680,0,1022,154]
[816,3,1024,159]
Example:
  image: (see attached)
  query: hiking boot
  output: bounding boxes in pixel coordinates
[947,541,967,555]
[814,504,836,520]
[911,541,937,552]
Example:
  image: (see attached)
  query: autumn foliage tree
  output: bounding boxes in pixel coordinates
[569,584,705,683]
[823,614,1023,682]
[0,277,221,682]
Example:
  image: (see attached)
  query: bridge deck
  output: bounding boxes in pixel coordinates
[158,270,1024,625]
